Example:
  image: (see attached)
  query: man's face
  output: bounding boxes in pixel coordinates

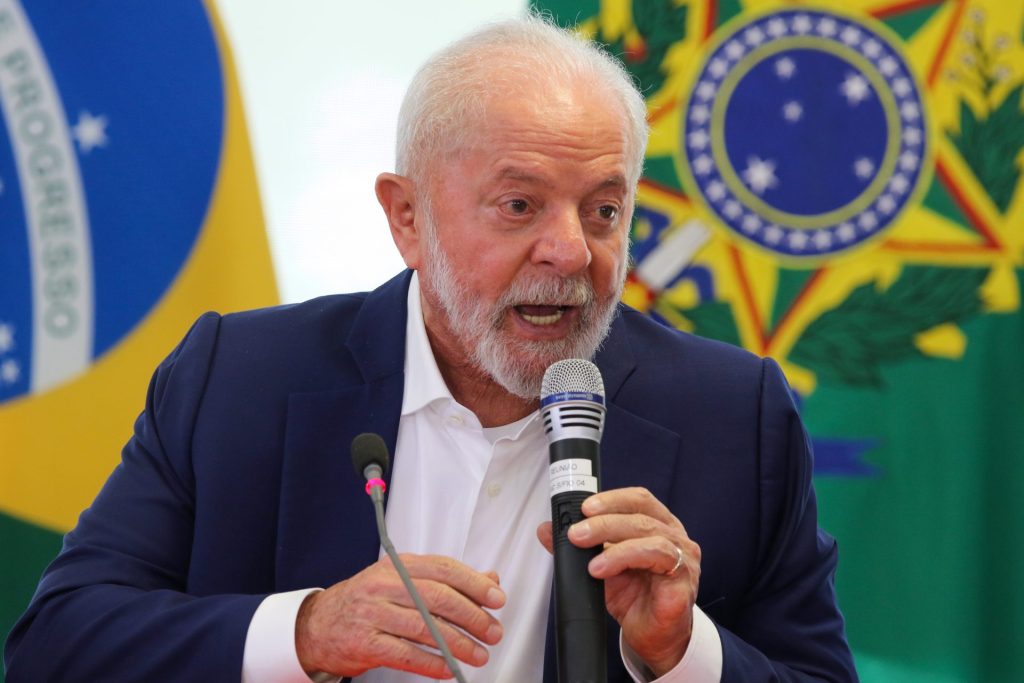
[415,82,633,399]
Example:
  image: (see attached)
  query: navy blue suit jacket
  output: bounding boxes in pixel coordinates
[5,271,856,681]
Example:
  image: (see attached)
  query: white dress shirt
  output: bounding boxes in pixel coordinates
[242,273,722,682]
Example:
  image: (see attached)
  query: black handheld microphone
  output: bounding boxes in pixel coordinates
[541,360,608,683]
[350,433,468,683]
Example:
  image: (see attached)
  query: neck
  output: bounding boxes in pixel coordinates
[431,337,539,427]
[447,373,538,427]
[420,317,538,427]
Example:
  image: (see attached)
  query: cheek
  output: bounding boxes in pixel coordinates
[588,237,628,289]
[447,246,520,300]
[461,238,537,288]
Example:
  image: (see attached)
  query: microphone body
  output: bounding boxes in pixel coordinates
[542,360,608,683]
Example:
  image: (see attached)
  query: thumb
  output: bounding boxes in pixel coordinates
[536,522,554,554]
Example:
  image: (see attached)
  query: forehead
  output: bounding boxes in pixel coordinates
[450,81,633,181]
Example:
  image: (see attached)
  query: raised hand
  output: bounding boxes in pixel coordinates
[538,487,700,677]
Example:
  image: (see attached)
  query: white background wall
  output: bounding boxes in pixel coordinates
[214,0,524,303]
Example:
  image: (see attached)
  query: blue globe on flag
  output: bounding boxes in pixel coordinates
[0,1,223,404]
[681,8,929,261]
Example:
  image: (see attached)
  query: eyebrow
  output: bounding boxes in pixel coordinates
[597,175,628,190]
[494,167,628,191]
[496,167,548,185]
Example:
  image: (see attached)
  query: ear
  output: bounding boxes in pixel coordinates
[375,172,423,269]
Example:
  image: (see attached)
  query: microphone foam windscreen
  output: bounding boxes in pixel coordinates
[350,432,390,477]
[541,359,605,400]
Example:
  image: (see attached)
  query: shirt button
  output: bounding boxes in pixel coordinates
[448,414,464,425]
[486,482,502,498]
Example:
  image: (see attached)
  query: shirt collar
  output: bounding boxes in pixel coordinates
[401,271,456,417]
[401,272,541,437]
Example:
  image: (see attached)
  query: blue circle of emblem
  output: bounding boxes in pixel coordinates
[681,9,928,259]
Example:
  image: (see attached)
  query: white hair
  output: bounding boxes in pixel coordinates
[395,14,649,186]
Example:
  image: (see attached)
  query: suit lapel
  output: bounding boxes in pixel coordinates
[275,273,411,590]
[596,309,683,503]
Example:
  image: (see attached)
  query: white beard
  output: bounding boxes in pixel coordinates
[419,211,625,400]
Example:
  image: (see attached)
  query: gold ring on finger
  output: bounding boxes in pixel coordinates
[665,545,684,577]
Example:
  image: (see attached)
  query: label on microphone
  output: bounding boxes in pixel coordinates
[540,391,605,409]
[549,459,598,497]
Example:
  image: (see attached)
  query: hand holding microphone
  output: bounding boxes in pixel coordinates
[536,359,702,680]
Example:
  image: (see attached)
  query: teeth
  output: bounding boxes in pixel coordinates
[520,309,565,326]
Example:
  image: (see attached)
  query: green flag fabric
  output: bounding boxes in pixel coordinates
[532,1,1024,680]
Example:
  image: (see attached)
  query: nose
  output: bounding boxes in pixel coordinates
[531,208,592,276]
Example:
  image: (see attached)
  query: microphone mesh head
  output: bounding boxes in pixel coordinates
[351,432,390,477]
[541,358,605,400]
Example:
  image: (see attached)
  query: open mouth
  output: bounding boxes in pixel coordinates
[514,304,572,326]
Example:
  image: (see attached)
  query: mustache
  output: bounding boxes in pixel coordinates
[488,276,597,333]
[496,276,595,309]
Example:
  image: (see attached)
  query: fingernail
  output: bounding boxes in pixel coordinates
[589,555,607,575]
[486,622,503,643]
[474,644,489,664]
[487,587,505,606]
[570,520,591,540]
[582,497,603,514]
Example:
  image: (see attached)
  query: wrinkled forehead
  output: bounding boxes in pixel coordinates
[430,74,635,175]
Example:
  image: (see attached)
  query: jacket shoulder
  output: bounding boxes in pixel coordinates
[616,306,768,383]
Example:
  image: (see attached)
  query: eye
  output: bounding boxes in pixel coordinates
[506,199,530,215]
[597,204,618,220]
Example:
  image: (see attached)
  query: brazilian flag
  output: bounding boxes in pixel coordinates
[0,1,277,676]
[534,1,1024,681]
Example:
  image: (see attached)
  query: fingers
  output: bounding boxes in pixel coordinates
[571,487,685,549]
[398,554,506,610]
[590,536,700,580]
[582,487,679,527]
[536,522,554,554]
[358,631,464,680]
[295,554,506,678]
[567,487,700,581]
[375,602,492,668]
[396,577,503,646]
[376,556,504,651]
[568,512,674,547]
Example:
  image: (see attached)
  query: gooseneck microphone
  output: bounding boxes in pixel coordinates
[541,360,608,683]
[350,433,468,683]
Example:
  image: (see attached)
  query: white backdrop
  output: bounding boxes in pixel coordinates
[214,1,525,303]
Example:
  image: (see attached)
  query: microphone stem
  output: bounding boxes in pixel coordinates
[370,489,469,683]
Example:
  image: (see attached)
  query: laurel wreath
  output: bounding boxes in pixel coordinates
[592,0,688,97]
[945,16,1024,214]
[676,267,989,388]
[788,267,989,387]
[948,84,1024,214]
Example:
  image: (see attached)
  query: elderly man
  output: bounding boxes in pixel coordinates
[5,16,857,683]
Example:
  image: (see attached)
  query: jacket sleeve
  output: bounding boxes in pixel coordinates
[717,358,858,682]
[4,312,266,682]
